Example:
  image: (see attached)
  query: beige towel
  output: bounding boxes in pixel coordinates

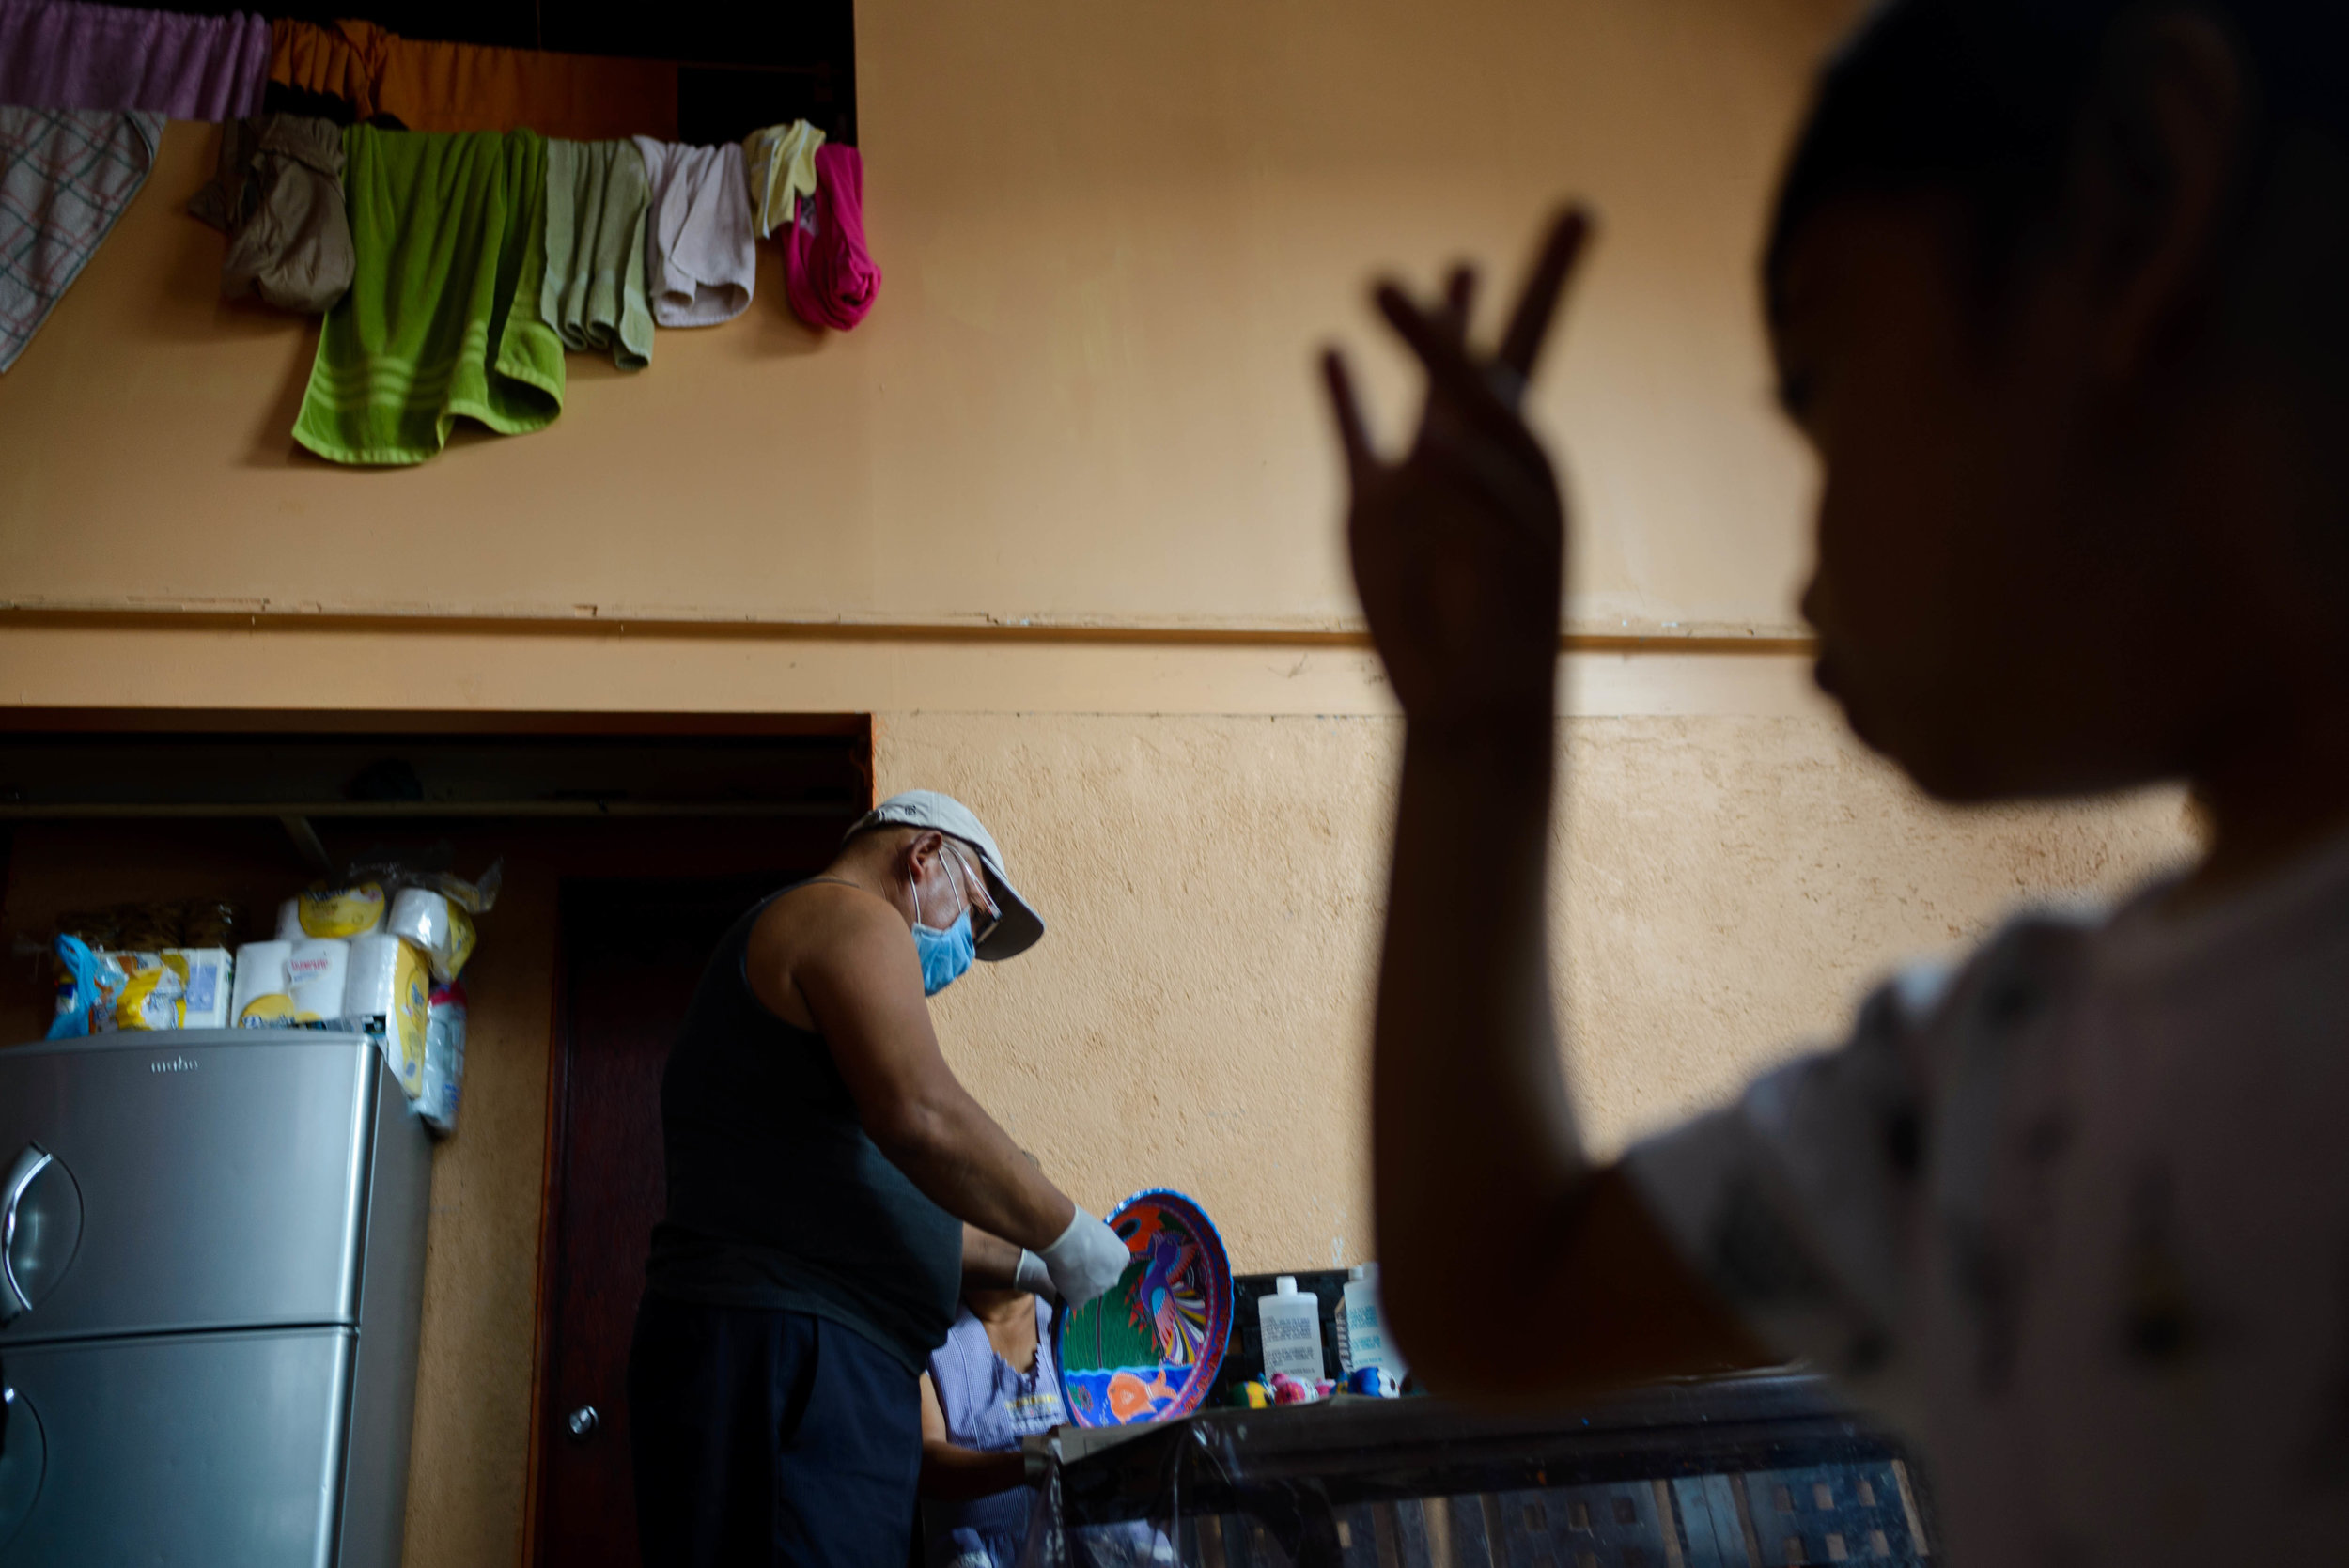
[541,137,652,369]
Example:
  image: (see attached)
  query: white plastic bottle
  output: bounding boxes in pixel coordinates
[1337,1263,1408,1381]
[1257,1276,1326,1382]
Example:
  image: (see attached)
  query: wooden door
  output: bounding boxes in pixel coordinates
[533,873,797,1568]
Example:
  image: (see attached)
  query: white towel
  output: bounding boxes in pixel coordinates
[631,136,754,328]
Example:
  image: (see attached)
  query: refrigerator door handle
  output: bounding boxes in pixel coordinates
[1,1143,53,1323]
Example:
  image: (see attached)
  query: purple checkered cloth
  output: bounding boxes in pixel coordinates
[0,108,162,372]
[0,0,267,120]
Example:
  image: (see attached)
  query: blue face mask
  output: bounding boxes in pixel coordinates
[913,910,976,996]
[910,865,979,996]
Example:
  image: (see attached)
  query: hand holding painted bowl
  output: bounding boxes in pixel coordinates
[1053,1188,1234,1427]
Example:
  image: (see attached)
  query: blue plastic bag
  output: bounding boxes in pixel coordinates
[47,933,101,1039]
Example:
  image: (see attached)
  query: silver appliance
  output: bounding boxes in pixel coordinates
[0,1030,431,1567]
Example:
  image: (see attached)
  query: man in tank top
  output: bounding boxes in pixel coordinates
[628,790,1131,1568]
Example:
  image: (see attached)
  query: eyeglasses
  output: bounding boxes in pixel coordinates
[941,841,1002,944]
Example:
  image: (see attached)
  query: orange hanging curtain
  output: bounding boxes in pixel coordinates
[269,18,393,121]
[268,19,677,141]
[379,37,675,141]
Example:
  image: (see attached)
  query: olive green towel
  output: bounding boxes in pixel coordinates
[293,126,564,466]
[541,138,652,370]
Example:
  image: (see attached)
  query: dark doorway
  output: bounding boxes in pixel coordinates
[534,871,819,1567]
[0,707,874,1568]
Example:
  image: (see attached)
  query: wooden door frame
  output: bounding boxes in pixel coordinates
[519,723,874,1567]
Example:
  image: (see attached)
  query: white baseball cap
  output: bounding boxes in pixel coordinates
[846,789,1045,959]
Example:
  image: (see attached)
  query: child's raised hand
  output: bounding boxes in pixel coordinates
[1324,208,1590,735]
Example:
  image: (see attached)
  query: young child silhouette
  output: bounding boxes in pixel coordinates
[1327,3,2349,1561]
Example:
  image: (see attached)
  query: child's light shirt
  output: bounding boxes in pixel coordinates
[1626,828,2349,1564]
[925,1297,1064,1568]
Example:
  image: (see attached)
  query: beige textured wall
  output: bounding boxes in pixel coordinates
[894,711,2192,1274]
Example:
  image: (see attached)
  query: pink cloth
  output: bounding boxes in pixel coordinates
[783,143,879,332]
[0,0,269,121]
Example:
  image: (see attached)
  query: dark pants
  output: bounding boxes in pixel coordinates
[629,1293,923,1568]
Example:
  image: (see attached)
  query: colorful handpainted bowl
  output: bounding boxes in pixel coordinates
[1053,1188,1234,1428]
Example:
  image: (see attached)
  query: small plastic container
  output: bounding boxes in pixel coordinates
[1337,1262,1408,1383]
[1256,1275,1326,1382]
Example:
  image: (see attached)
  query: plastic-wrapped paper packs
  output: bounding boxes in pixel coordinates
[344,932,428,1097]
[291,880,387,939]
[117,949,231,1031]
[285,938,350,1020]
[437,902,476,981]
[241,854,495,1116]
[49,937,232,1036]
[386,884,475,982]
[418,983,465,1133]
[346,855,502,915]
[232,939,293,1024]
[386,885,447,951]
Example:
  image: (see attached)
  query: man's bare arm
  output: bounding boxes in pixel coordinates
[784,889,1075,1251]
[962,1224,1024,1292]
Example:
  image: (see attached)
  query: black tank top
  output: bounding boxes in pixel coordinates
[645,883,961,1373]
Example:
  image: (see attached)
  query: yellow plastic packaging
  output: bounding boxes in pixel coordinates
[346,933,431,1097]
[103,949,234,1032]
[113,958,183,1031]
[434,903,477,983]
[387,938,430,1097]
[297,881,387,939]
[240,993,296,1025]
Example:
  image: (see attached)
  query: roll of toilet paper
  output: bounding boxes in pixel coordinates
[232,939,294,1026]
[273,898,302,940]
[344,934,397,1017]
[285,939,350,1021]
[386,887,451,954]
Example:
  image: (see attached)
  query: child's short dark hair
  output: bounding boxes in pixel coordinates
[1764,0,2349,315]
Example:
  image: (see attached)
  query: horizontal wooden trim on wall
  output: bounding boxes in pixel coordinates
[0,604,1817,657]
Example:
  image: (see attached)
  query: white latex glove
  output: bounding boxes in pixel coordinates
[1013,1248,1055,1298]
[1037,1204,1129,1309]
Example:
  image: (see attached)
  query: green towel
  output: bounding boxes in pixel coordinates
[541,139,653,370]
[294,127,566,466]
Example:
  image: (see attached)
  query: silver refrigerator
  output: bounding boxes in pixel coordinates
[0,1029,432,1567]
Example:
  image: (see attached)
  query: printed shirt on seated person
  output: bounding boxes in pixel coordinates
[1623,828,2349,1567]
